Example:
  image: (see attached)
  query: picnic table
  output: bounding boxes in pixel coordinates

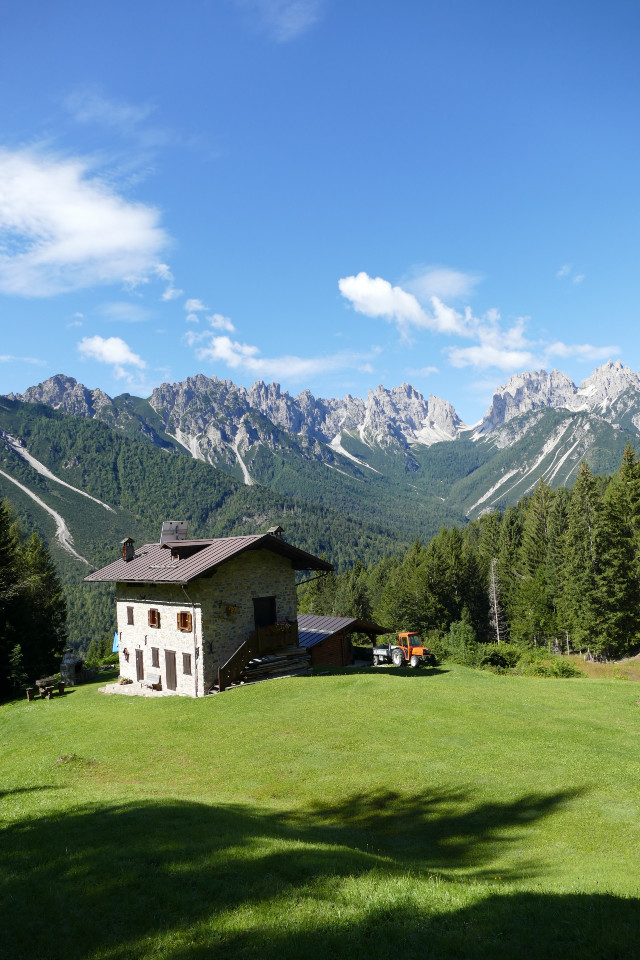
[26,678,65,701]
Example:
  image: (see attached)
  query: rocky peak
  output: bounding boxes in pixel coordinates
[576,360,640,409]
[13,374,112,418]
[476,369,579,435]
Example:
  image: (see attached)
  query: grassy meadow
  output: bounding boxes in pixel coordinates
[2,665,640,959]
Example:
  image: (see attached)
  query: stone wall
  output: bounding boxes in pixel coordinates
[116,582,203,697]
[115,548,297,697]
[192,549,297,692]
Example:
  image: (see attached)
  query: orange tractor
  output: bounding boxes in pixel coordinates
[372,632,436,668]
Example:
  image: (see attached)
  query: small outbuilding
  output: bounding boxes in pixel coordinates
[297,614,388,667]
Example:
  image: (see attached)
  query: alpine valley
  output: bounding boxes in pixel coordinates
[2,359,640,648]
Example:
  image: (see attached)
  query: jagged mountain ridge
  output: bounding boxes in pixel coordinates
[9,360,640,523]
[14,360,639,452]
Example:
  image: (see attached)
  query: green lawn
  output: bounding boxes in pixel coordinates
[1,666,639,959]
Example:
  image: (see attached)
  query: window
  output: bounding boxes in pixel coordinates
[126,606,134,625]
[148,608,160,628]
[151,647,159,668]
[183,653,192,676]
[177,611,193,632]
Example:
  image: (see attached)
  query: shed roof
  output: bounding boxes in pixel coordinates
[296,614,388,649]
[84,534,333,585]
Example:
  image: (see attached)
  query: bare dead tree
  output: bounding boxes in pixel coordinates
[488,557,509,645]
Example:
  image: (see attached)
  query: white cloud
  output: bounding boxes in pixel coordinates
[65,90,154,130]
[185,313,200,324]
[339,272,430,337]
[66,319,83,329]
[96,301,152,323]
[411,365,439,377]
[448,343,536,370]
[404,265,481,301]
[189,331,374,382]
[208,313,235,332]
[184,298,208,313]
[0,148,168,296]
[78,335,146,381]
[155,264,183,301]
[0,354,46,365]
[340,268,614,376]
[447,314,537,370]
[237,0,325,41]
[557,263,585,285]
[545,341,619,362]
[339,272,471,339]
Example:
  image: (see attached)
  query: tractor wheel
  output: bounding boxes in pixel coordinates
[410,655,420,668]
[392,649,405,667]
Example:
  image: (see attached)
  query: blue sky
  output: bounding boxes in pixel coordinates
[0,0,638,423]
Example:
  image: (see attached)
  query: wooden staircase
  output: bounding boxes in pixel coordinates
[211,622,311,693]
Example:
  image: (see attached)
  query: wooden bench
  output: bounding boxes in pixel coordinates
[32,679,65,700]
[141,671,162,691]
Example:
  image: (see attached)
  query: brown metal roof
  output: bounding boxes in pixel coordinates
[84,534,333,584]
[297,614,388,649]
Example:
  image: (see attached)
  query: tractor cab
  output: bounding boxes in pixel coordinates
[397,632,427,657]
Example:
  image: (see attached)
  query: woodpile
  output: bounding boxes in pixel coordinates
[239,645,311,685]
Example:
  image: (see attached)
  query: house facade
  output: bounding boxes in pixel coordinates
[84,527,332,697]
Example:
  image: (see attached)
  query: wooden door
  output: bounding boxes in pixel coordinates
[165,650,177,691]
[253,596,276,629]
[135,649,144,681]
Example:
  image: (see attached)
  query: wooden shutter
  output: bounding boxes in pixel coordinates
[182,653,192,675]
[151,647,159,668]
[165,650,177,691]
[148,609,160,628]
[127,606,134,625]
[177,611,193,632]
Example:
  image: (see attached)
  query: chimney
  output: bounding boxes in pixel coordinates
[120,537,135,562]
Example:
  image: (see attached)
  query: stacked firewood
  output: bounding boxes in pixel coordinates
[240,645,311,684]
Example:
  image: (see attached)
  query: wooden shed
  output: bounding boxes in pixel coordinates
[297,614,387,667]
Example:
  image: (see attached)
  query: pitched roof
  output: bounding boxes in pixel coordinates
[297,614,388,649]
[84,534,333,584]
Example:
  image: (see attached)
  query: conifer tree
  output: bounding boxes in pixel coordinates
[563,462,603,651]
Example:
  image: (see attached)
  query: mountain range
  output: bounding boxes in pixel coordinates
[10,359,640,517]
[3,359,640,650]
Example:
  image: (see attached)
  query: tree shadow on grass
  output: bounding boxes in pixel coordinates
[0,785,621,959]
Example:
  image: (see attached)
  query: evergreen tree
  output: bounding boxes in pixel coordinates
[0,509,67,698]
[597,446,640,654]
[19,533,68,680]
[562,463,603,651]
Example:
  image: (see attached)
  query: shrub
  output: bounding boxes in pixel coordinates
[444,620,483,667]
[516,648,582,678]
[479,643,520,669]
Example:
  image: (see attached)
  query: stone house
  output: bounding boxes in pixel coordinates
[84,525,332,697]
